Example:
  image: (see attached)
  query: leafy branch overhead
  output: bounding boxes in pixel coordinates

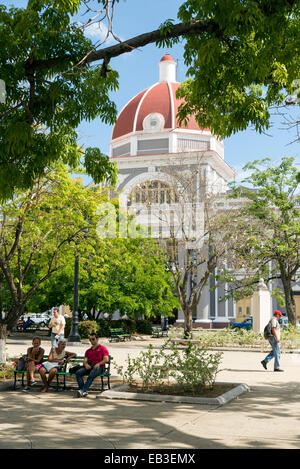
[0,0,299,198]
[0,1,119,198]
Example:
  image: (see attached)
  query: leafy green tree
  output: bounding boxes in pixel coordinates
[0,0,118,199]
[229,157,300,324]
[0,1,299,198]
[27,236,178,321]
[92,238,178,319]
[0,163,106,361]
[176,0,300,137]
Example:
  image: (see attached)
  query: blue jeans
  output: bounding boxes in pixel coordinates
[264,336,281,370]
[75,366,104,393]
[51,333,64,348]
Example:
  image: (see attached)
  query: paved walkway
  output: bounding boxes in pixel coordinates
[1,336,300,449]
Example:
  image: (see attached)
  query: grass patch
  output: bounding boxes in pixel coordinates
[168,326,300,349]
[0,363,15,379]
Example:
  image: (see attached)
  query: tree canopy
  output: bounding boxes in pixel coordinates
[0,0,118,199]
[0,163,106,334]
[0,0,299,199]
[27,237,178,320]
[176,0,300,137]
[228,157,300,324]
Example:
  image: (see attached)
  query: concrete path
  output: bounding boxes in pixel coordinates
[1,337,300,449]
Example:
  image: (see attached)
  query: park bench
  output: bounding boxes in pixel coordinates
[15,323,41,332]
[151,326,168,338]
[13,354,112,392]
[109,328,131,342]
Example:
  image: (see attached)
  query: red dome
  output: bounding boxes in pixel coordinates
[112,81,209,140]
[160,53,176,63]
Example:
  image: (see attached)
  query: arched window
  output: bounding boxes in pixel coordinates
[128,180,179,206]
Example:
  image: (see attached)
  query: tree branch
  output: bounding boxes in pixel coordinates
[27,19,218,72]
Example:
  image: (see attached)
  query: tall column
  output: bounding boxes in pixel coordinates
[195,284,212,328]
[252,278,272,333]
[175,240,186,326]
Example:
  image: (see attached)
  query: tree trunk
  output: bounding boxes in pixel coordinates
[283,282,296,325]
[0,322,7,364]
[183,309,193,338]
[90,306,97,320]
[279,267,296,325]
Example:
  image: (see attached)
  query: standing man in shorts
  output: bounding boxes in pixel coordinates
[48,307,66,348]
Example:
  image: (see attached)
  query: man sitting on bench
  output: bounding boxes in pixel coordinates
[76,332,109,398]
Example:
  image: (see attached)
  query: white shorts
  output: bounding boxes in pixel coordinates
[42,361,60,372]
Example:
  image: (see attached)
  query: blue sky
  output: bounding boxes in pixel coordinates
[3,0,300,181]
[76,0,300,181]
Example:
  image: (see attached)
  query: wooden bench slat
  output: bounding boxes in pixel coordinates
[151,326,168,338]
[109,328,131,342]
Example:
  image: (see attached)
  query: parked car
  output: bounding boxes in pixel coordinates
[231,317,253,331]
[279,316,289,329]
[23,313,51,328]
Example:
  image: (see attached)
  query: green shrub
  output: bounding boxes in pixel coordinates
[116,340,223,393]
[281,325,300,349]
[121,319,136,335]
[78,320,98,338]
[135,319,153,335]
[115,344,165,391]
[97,318,153,336]
[97,319,112,337]
[0,363,15,379]
[166,342,223,393]
[66,317,167,338]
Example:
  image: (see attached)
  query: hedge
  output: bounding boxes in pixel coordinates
[65,318,158,338]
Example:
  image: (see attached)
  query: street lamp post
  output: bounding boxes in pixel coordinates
[68,246,81,343]
[68,228,89,345]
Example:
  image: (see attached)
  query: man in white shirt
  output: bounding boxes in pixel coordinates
[261,310,284,372]
[48,308,66,348]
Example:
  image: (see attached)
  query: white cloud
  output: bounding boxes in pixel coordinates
[79,21,118,46]
[231,165,253,185]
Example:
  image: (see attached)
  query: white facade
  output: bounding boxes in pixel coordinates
[109,54,236,327]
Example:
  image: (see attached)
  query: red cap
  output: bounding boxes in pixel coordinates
[274,310,283,317]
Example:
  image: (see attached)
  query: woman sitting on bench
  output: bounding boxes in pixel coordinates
[39,339,76,392]
[23,337,45,391]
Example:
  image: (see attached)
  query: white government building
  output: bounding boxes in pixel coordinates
[108,54,299,327]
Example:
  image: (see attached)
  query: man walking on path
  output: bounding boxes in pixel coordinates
[261,310,284,372]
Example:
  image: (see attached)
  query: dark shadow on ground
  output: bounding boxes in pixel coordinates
[1,379,300,449]
[0,386,224,449]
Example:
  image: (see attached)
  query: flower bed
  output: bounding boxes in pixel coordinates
[167,326,300,350]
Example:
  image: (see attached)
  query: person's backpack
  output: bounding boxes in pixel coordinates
[69,365,82,374]
[264,321,273,340]
[16,356,26,371]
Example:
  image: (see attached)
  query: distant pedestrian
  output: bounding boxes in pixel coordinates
[261,310,284,372]
[48,307,66,347]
